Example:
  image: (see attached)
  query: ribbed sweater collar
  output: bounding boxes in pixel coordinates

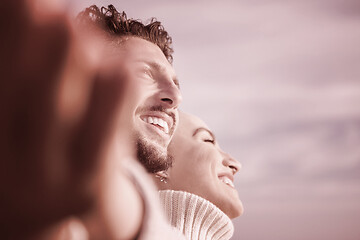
[159,190,234,240]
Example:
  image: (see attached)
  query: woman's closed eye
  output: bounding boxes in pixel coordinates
[203,139,215,144]
[193,128,216,145]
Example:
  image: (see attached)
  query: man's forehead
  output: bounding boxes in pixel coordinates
[108,38,170,64]
[116,37,162,55]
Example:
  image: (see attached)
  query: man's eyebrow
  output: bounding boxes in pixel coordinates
[135,60,180,89]
[192,127,215,140]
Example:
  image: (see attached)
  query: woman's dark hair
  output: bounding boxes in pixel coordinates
[78,5,174,63]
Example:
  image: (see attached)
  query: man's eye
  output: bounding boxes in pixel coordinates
[203,139,215,144]
[137,71,150,78]
[142,68,153,78]
[143,70,152,77]
[135,67,153,79]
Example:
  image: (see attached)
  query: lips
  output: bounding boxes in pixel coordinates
[218,175,235,188]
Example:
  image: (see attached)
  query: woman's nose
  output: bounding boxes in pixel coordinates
[222,152,241,174]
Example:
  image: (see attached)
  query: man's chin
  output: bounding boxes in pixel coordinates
[136,138,172,173]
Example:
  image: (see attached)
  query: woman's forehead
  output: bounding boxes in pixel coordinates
[179,112,208,130]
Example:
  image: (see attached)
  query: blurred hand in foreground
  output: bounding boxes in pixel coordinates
[0,1,142,239]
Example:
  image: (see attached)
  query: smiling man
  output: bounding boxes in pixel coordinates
[78,5,182,173]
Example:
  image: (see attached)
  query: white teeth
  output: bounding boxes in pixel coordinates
[143,116,169,134]
[163,122,169,134]
[219,176,234,188]
[158,119,169,134]
[148,117,154,124]
[158,118,164,126]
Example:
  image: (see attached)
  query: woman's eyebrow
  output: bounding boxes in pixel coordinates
[192,127,215,139]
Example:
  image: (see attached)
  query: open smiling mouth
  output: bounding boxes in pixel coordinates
[218,176,235,188]
[141,116,170,134]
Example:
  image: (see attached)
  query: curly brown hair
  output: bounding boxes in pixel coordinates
[77,5,174,63]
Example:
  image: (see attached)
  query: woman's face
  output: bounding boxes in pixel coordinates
[165,112,243,219]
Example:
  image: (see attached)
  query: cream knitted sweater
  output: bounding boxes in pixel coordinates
[159,190,234,240]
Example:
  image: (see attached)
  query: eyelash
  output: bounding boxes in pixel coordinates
[203,139,215,144]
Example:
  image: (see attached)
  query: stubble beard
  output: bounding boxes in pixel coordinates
[136,136,173,173]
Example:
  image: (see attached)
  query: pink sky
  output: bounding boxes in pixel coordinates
[71,1,360,239]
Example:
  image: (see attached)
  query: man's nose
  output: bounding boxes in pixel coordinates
[159,81,182,108]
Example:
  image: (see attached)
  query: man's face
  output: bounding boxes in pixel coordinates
[113,37,182,172]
